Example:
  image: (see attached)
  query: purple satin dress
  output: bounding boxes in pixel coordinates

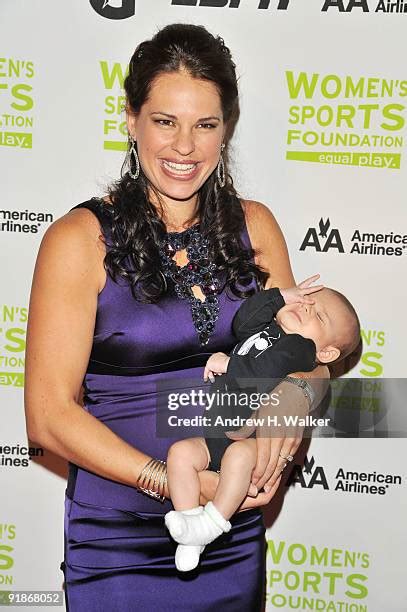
[60,198,267,611]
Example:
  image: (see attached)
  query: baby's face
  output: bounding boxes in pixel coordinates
[276,288,351,356]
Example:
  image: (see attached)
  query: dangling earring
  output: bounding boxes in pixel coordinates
[128,136,140,180]
[217,143,226,188]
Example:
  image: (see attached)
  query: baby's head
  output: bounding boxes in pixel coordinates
[276,287,360,364]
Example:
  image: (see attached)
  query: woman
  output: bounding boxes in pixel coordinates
[24,24,328,611]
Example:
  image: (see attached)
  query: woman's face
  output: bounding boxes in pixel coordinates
[126,69,226,213]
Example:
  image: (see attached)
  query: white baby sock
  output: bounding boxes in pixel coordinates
[174,544,205,572]
[165,506,205,572]
[165,505,203,539]
[165,501,231,547]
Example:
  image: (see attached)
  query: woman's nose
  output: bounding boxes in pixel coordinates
[172,129,195,156]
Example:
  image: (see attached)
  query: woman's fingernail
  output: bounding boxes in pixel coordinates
[264,485,270,493]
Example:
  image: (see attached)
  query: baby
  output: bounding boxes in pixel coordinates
[164,275,360,572]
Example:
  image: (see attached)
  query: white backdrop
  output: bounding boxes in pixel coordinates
[1,1,406,610]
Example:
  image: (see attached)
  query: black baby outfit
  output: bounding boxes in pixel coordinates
[205,288,316,471]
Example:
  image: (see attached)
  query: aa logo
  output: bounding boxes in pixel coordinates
[322,0,369,10]
[89,0,135,19]
[286,455,329,489]
[300,218,345,253]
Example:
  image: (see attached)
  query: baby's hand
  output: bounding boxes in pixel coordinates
[204,352,230,383]
[280,274,324,306]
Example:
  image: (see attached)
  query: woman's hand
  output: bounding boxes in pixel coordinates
[237,476,283,511]
[225,383,310,494]
[197,468,259,507]
[226,426,304,495]
[251,432,304,493]
[226,371,329,494]
[197,469,220,505]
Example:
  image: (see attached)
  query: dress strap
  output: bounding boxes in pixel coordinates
[69,197,113,243]
[240,222,252,252]
[238,200,254,253]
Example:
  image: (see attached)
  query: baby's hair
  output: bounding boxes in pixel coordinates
[325,288,361,362]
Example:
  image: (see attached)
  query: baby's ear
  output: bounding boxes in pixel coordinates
[317,345,340,364]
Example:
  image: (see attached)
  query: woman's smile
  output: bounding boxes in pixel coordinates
[160,158,201,180]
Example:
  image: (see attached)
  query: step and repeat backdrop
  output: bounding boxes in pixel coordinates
[1,1,406,610]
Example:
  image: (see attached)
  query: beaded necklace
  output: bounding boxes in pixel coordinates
[158,223,220,346]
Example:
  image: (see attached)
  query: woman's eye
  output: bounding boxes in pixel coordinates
[198,123,216,129]
[155,119,174,126]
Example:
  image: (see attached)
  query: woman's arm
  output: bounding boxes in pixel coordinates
[239,200,330,494]
[24,209,159,487]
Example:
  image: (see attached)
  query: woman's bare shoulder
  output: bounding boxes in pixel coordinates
[241,200,281,248]
[240,198,295,288]
[241,198,271,216]
[61,204,105,237]
[62,195,112,229]
[240,200,277,224]
[57,194,114,246]
[39,203,108,293]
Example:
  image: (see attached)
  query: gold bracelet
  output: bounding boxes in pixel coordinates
[137,458,156,489]
[156,460,168,499]
[148,461,166,503]
[137,459,162,501]
[139,459,161,493]
[136,458,167,503]
[157,461,168,499]
[151,460,162,495]
[155,461,167,501]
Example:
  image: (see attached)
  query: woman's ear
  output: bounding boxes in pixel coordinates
[126,107,138,140]
[317,345,341,364]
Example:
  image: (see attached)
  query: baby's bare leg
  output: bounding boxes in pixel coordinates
[167,437,210,510]
[213,438,257,520]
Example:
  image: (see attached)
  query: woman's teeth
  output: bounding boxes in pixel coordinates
[162,160,197,174]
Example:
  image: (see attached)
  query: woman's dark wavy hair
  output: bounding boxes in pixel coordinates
[102,22,269,302]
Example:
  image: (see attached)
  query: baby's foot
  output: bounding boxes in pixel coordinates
[165,506,203,539]
[165,502,231,546]
[175,544,205,572]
